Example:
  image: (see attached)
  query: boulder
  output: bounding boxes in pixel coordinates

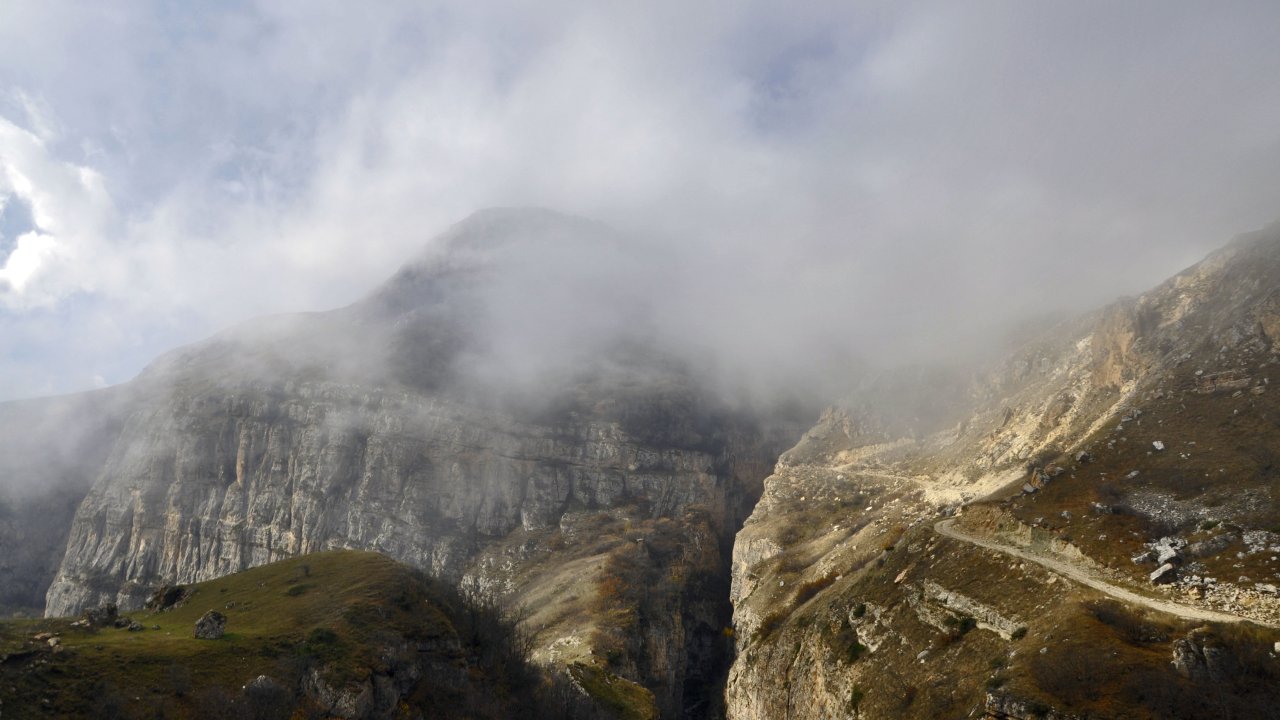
[1150,563,1177,584]
[82,603,118,628]
[1149,536,1186,566]
[194,610,227,640]
[1186,534,1235,560]
[1131,550,1155,564]
[127,621,144,632]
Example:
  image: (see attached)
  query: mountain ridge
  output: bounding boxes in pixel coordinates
[4,212,1280,718]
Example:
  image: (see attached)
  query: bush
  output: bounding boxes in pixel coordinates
[756,611,789,641]
[1030,641,1110,705]
[793,575,836,606]
[943,614,977,641]
[1085,599,1170,645]
[848,685,865,712]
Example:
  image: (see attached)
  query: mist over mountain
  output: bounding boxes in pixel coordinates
[4,4,1280,719]
[4,3,1280,402]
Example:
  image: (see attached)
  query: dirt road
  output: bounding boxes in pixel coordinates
[934,518,1277,628]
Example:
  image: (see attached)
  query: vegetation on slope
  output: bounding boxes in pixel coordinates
[0,550,607,719]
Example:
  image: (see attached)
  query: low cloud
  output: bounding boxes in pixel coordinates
[0,2,1279,400]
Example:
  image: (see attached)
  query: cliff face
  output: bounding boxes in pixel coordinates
[726,227,1280,719]
[46,380,745,613]
[35,209,793,718]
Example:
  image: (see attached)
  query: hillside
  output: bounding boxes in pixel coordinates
[727,226,1280,719]
[0,549,619,719]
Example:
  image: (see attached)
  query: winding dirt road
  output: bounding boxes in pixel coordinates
[934,518,1278,628]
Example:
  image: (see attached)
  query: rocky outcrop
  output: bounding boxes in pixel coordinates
[194,610,227,639]
[81,602,118,628]
[1171,627,1236,683]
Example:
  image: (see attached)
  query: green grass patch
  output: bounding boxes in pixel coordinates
[568,662,658,720]
[0,549,560,719]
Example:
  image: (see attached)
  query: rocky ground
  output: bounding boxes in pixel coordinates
[726,227,1280,719]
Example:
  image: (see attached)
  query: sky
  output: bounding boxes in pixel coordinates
[1,1,1279,401]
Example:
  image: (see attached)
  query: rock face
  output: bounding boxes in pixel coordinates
[194,610,226,639]
[34,209,793,718]
[725,227,1280,719]
[1171,627,1235,683]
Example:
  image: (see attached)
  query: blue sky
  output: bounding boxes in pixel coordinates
[1,2,1280,400]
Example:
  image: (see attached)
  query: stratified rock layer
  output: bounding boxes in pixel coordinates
[46,381,756,615]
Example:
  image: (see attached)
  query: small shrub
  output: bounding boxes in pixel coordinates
[793,575,836,605]
[846,639,867,662]
[307,627,338,645]
[756,611,788,641]
[1011,626,1028,640]
[1086,599,1170,645]
[944,614,977,639]
[848,685,865,711]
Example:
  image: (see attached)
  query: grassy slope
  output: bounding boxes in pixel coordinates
[998,362,1280,587]
[0,550,476,719]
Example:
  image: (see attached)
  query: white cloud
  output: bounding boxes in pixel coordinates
[0,1,1278,399]
[0,114,120,309]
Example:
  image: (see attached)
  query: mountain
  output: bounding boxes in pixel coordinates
[5,209,799,718]
[725,226,1280,719]
[6,210,1280,719]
